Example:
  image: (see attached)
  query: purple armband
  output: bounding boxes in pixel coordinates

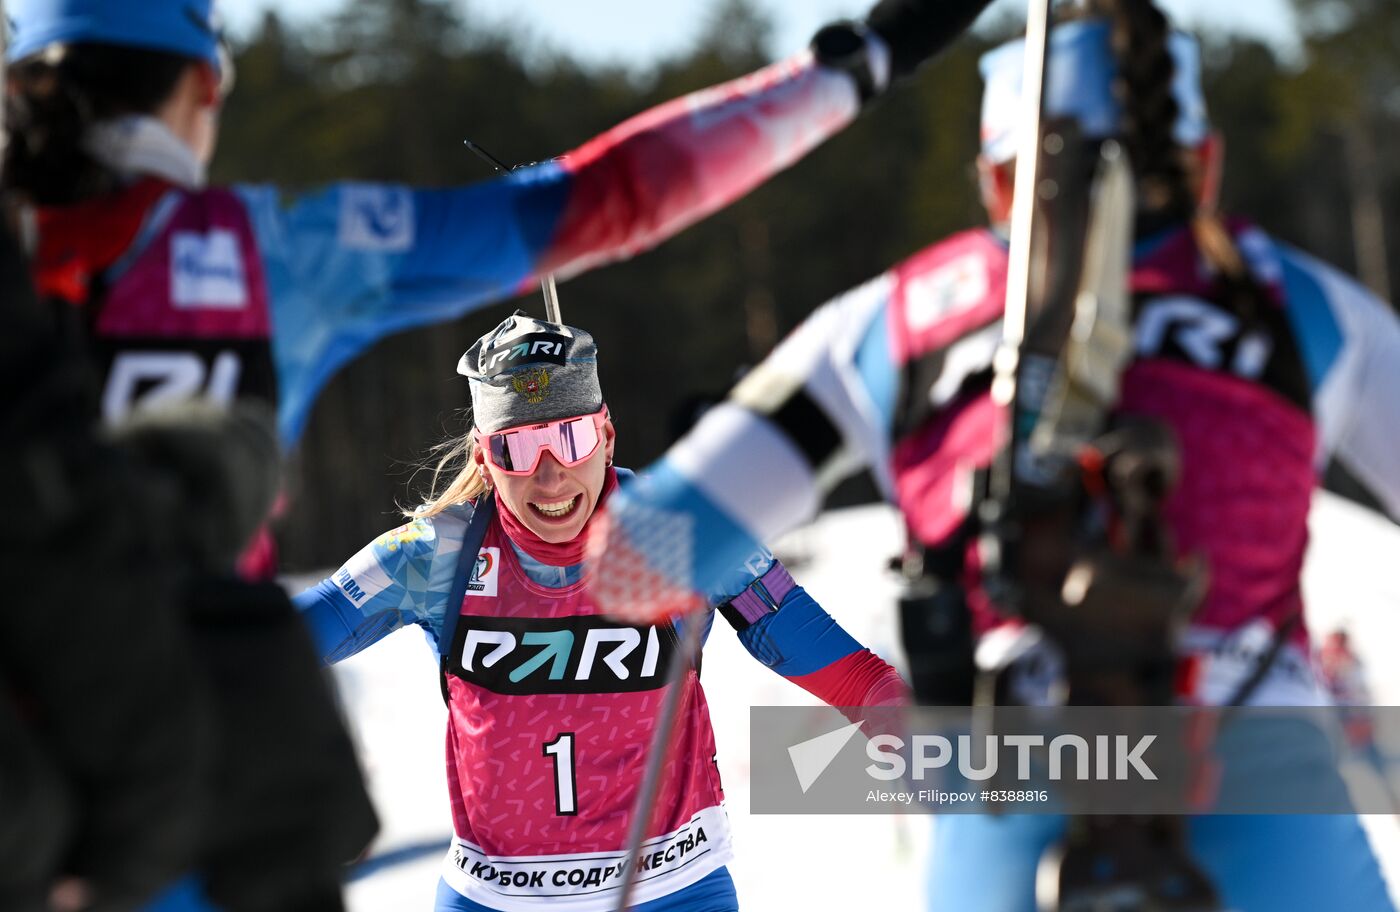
[718,562,797,631]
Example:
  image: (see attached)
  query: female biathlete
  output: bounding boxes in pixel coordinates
[295,313,907,912]
[584,2,1400,910]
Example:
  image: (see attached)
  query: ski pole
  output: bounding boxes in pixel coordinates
[540,272,562,325]
[976,0,1060,635]
[612,609,704,911]
[987,0,1053,502]
[463,139,562,323]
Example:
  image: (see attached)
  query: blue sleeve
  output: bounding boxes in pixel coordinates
[238,170,570,445]
[727,569,907,709]
[294,579,407,664]
[704,545,776,607]
[737,586,864,678]
[294,507,472,663]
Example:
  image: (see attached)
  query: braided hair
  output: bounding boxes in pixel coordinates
[1074,0,1265,318]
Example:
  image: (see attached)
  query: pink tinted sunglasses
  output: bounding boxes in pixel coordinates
[474,406,609,476]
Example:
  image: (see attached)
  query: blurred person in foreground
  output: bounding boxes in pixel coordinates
[4,0,997,569]
[0,179,212,911]
[0,136,375,912]
[0,212,378,911]
[293,313,906,911]
[583,0,1400,909]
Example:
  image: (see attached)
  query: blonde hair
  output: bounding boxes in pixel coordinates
[410,429,491,520]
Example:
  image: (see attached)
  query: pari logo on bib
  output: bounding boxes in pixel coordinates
[449,615,676,695]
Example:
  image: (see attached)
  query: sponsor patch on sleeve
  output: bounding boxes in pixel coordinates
[333,544,395,608]
[338,184,415,252]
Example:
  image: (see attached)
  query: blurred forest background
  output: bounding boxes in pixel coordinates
[212,0,1400,569]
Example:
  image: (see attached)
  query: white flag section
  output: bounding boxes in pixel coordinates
[304,491,1400,910]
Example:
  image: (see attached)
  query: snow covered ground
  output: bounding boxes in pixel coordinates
[308,490,1400,910]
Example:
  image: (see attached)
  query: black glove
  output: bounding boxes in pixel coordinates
[813,0,995,103]
[867,0,995,79]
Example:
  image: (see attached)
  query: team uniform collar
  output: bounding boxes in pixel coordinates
[85,116,207,190]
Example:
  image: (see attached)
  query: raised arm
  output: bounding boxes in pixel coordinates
[244,1,994,444]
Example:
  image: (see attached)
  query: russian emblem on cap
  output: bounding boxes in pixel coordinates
[512,368,551,404]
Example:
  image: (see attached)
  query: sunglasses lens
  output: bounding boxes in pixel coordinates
[488,431,523,472]
[558,415,600,462]
[490,415,602,474]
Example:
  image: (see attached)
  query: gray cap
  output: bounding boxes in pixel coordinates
[458,313,602,433]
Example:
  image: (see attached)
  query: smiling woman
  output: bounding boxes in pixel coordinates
[444,316,617,559]
[292,312,909,912]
